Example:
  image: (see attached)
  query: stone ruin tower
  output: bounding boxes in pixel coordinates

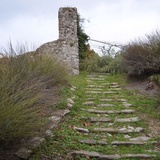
[36,7,79,75]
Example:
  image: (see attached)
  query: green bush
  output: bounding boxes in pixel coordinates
[122,30,160,76]
[0,48,68,141]
[80,53,123,74]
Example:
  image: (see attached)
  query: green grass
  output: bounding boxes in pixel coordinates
[30,73,159,159]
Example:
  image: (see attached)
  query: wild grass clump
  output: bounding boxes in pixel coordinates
[0,44,68,141]
[122,30,160,76]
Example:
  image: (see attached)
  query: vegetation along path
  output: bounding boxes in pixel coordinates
[31,73,160,160]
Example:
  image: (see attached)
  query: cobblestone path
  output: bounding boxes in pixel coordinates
[67,73,157,159]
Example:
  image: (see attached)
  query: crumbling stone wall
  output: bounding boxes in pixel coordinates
[36,7,79,75]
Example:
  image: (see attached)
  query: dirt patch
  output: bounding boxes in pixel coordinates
[124,77,160,96]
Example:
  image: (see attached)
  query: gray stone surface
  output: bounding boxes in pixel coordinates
[111,141,145,145]
[86,91,102,94]
[79,139,107,145]
[67,98,74,104]
[49,116,61,123]
[68,150,121,159]
[115,117,139,122]
[15,148,32,159]
[129,136,151,142]
[103,91,118,94]
[93,127,144,133]
[83,101,94,106]
[86,109,136,114]
[68,150,156,159]
[36,7,79,75]
[90,117,112,122]
[73,127,89,133]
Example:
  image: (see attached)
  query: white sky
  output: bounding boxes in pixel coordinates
[0,0,160,53]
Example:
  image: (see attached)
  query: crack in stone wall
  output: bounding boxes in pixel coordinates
[36,7,79,75]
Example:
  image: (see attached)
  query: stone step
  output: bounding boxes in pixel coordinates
[100,98,127,102]
[111,141,147,145]
[108,88,122,91]
[129,136,151,142]
[85,109,136,114]
[82,101,94,106]
[68,150,156,159]
[85,91,102,94]
[97,104,115,107]
[87,75,106,78]
[79,140,154,146]
[92,127,144,133]
[88,85,104,88]
[90,117,139,123]
[85,88,103,91]
[110,85,120,88]
[73,127,89,133]
[79,139,107,145]
[90,117,112,122]
[103,91,118,94]
[115,117,139,123]
[86,78,105,81]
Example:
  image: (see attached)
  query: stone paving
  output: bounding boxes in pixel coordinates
[68,74,157,159]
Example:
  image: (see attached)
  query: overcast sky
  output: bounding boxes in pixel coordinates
[0,0,160,53]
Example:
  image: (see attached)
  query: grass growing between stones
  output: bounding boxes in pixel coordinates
[30,73,160,159]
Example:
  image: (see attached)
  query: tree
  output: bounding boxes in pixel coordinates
[77,14,89,61]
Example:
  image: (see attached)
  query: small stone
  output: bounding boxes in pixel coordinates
[72,85,76,89]
[29,137,45,149]
[46,130,53,137]
[124,135,131,139]
[70,88,75,91]
[135,127,144,132]
[67,103,73,108]
[128,126,135,130]
[67,98,74,104]
[108,123,114,126]
[15,148,32,159]
[107,133,112,137]
[49,116,61,123]
[123,102,132,107]
[73,127,89,133]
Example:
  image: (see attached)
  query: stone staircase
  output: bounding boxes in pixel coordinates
[67,74,157,159]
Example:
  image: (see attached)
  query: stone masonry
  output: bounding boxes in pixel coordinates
[36,7,79,75]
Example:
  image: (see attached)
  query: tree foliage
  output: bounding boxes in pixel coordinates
[77,14,89,61]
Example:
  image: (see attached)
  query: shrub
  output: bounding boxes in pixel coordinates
[122,30,160,76]
[0,45,68,141]
[79,52,100,72]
